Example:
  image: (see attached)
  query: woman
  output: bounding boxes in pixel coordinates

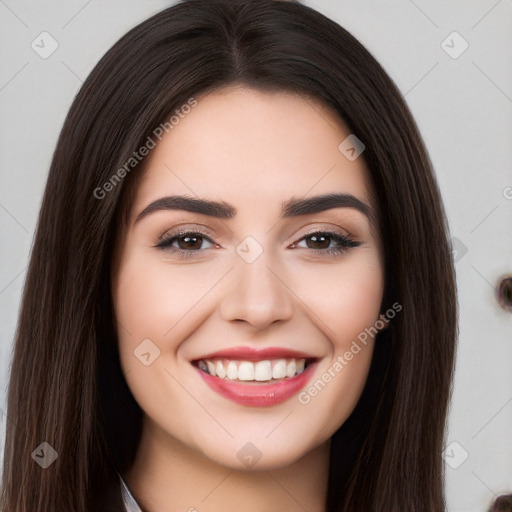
[0,0,458,510]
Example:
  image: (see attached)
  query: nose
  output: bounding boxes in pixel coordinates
[219,251,294,330]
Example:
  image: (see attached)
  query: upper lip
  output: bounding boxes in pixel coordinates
[193,346,318,362]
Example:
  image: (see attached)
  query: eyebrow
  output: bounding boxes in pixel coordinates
[134,193,375,226]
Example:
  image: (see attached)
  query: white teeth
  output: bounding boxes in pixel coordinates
[254,360,272,381]
[238,361,255,381]
[215,360,226,379]
[226,361,238,380]
[272,359,287,379]
[286,360,296,378]
[198,357,308,382]
[206,361,216,377]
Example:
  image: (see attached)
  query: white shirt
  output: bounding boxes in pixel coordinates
[119,472,143,512]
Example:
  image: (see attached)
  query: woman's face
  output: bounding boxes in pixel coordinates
[112,85,385,471]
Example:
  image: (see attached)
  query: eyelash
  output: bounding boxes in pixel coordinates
[155,229,361,258]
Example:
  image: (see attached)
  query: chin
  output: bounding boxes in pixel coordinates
[189,427,327,472]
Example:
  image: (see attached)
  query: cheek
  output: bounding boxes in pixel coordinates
[112,253,206,424]
[114,253,219,339]
[113,252,182,374]
[289,253,384,342]
[296,342,375,443]
[285,254,384,434]
[113,250,237,383]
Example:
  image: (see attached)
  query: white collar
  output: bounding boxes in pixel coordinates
[118,472,143,512]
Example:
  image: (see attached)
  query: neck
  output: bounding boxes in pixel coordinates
[124,416,330,512]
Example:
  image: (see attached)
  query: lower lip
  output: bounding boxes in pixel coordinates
[195,362,317,407]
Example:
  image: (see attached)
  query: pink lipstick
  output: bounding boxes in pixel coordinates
[192,346,318,407]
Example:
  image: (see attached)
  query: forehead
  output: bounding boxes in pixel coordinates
[131,85,374,222]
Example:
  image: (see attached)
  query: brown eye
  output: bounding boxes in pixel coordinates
[175,234,204,250]
[156,231,216,254]
[291,231,361,256]
[304,233,332,250]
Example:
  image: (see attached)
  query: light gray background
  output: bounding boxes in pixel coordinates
[1,1,511,511]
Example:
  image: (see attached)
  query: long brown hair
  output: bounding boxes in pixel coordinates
[0,0,457,510]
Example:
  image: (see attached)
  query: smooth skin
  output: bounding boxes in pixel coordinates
[112,85,385,512]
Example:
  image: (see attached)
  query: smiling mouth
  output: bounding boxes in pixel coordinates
[191,346,320,406]
[192,357,316,384]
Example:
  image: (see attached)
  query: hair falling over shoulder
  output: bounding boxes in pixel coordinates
[0,1,458,510]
